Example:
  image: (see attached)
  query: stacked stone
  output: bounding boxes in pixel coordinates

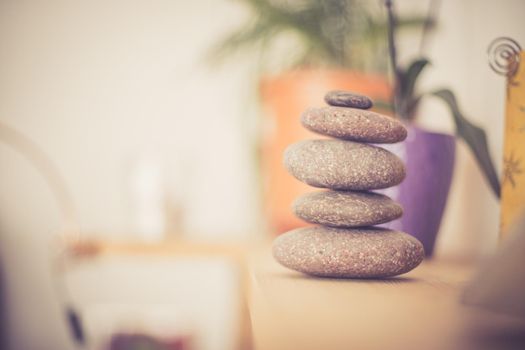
[273,91,424,278]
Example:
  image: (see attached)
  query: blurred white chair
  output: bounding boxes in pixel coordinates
[0,142,77,350]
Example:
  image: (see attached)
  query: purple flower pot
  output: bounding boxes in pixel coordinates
[380,126,456,256]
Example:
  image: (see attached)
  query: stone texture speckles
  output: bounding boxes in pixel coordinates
[293,190,403,228]
[284,139,406,190]
[301,106,407,143]
[324,90,373,109]
[273,90,424,279]
[272,226,425,278]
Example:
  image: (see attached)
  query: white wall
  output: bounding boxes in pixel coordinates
[0,0,260,241]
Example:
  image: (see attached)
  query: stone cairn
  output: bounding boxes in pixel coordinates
[273,90,424,278]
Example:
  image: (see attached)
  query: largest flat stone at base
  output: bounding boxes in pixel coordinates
[273,226,424,278]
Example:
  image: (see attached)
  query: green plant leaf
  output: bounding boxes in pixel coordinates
[432,89,501,198]
[401,58,430,101]
[396,58,429,119]
[209,0,429,73]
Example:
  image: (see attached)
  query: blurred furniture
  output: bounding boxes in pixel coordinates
[248,251,525,350]
[71,240,525,350]
[464,212,525,319]
[67,240,252,350]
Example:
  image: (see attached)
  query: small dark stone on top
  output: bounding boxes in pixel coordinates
[325,90,373,109]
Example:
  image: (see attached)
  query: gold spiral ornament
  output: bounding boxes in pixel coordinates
[488,37,521,77]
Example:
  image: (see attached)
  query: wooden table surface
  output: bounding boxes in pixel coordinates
[67,240,525,350]
[247,249,525,350]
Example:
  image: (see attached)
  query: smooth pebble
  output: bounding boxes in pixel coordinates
[273,226,424,278]
[293,190,403,228]
[324,90,373,109]
[301,106,407,143]
[284,139,405,190]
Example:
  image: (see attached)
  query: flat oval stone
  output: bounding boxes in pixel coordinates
[283,139,405,190]
[293,190,402,228]
[325,90,373,109]
[301,106,407,143]
[273,226,424,278]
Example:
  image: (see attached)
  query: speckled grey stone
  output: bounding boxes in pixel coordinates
[293,190,403,228]
[283,139,405,190]
[301,106,407,143]
[324,90,373,109]
[272,226,424,278]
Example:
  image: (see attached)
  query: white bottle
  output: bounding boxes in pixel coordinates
[129,154,165,242]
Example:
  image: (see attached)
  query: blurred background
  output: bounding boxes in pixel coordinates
[0,0,524,349]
